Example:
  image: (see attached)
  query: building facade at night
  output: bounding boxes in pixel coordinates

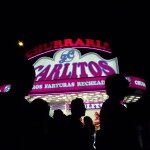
[0,38,146,122]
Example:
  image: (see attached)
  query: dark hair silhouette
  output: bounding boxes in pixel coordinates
[53,109,64,119]
[71,98,86,118]
[30,98,50,119]
[0,50,35,97]
[105,74,129,101]
[84,116,93,125]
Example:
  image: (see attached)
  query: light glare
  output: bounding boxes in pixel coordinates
[18,41,24,46]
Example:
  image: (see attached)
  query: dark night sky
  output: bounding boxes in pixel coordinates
[1,1,150,87]
[0,2,150,147]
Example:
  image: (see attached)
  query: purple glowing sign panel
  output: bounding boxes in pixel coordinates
[33,48,119,81]
[67,102,104,110]
[29,76,146,95]
[31,76,106,94]
[125,76,146,91]
[0,76,146,94]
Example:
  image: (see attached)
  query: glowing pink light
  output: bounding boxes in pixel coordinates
[28,48,63,60]
[73,47,112,53]
[28,47,112,60]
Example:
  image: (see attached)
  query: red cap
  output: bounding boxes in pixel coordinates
[95,112,99,115]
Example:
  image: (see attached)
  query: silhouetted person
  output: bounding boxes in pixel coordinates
[139,91,150,150]
[30,99,56,150]
[83,116,95,150]
[125,101,143,150]
[125,91,150,150]
[53,109,66,121]
[0,50,35,150]
[53,109,67,131]
[65,98,86,150]
[53,109,67,150]
[95,74,133,150]
[94,112,100,130]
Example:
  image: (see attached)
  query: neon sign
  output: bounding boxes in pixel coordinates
[33,48,119,81]
[25,38,112,59]
[125,76,146,90]
[31,77,106,94]
[28,76,146,95]
[0,76,146,94]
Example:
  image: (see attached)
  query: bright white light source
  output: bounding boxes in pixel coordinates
[18,41,24,46]
[136,97,141,99]
[89,93,94,95]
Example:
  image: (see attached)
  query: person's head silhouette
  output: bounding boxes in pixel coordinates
[11,54,35,97]
[53,109,64,120]
[0,50,35,97]
[105,74,129,102]
[71,98,86,119]
[84,116,93,125]
[31,99,50,118]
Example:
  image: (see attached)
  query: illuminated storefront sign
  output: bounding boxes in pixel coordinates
[67,102,104,110]
[31,77,106,94]
[28,76,146,95]
[0,76,146,94]
[33,48,119,81]
[26,38,112,59]
[0,40,147,96]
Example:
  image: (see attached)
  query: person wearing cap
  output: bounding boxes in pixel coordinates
[94,112,100,130]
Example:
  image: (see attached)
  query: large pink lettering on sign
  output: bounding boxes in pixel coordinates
[33,48,119,81]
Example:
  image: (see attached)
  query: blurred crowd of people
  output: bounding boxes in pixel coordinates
[0,50,149,150]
